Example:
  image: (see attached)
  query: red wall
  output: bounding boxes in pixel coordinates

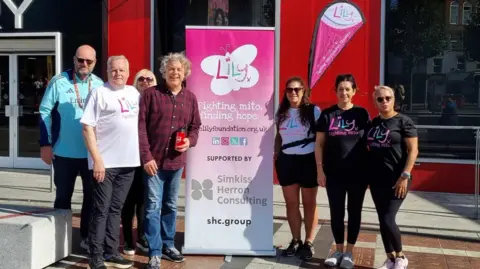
[411,163,476,194]
[107,0,151,83]
[106,0,477,195]
[280,0,380,116]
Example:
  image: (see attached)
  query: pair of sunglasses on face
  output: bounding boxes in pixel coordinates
[76,57,95,65]
[376,96,393,103]
[286,87,303,93]
[138,76,154,83]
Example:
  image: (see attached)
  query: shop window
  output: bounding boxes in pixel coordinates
[385,0,480,160]
[0,0,105,78]
[463,2,472,25]
[433,58,443,73]
[152,0,276,79]
[450,33,463,51]
[186,0,275,27]
[456,56,466,70]
[450,1,459,25]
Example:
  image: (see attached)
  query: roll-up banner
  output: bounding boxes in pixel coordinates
[183,26,276,256]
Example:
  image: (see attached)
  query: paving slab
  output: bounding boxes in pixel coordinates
[1,169,480,268]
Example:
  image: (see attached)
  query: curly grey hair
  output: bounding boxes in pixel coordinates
[159,52,192,80]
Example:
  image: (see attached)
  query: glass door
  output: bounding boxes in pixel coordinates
[13,55,54,169]
[0,55,14,167]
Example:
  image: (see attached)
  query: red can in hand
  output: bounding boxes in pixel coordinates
[175,126,186,148]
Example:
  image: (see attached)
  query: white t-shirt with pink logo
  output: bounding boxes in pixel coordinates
[278,106,321,155]
[81,83,141,169]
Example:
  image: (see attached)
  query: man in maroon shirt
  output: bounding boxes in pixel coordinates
[138,52,201,269]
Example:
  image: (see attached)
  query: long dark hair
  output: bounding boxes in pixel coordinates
[276,77,315,134]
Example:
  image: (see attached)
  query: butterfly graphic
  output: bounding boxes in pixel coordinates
[201,44,260,96]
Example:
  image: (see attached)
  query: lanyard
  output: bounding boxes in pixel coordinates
[72,74,92,109]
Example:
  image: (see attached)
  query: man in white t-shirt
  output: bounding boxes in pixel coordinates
[81,55,139,269]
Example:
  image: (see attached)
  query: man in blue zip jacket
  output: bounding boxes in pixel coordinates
[39,45,104,252]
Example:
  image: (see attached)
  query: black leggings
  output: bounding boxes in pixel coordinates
[370,180,410,253]
[121,166,145,246]
[326,177,367,245]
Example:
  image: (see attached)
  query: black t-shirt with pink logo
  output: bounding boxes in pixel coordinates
[365,113,417,181]
[316,104,370,178]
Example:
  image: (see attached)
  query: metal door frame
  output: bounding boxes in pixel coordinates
[0,32,61,169]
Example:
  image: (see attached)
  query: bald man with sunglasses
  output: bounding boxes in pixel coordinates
[39,44,104,253]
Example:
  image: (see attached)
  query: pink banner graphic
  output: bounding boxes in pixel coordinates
[184,27,275,255]
[308,0,365,89]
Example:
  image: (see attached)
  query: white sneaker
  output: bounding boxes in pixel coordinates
[377,258,395,269]
[324,251,343,267]
[394,257,409,269]
[340,252,354,269]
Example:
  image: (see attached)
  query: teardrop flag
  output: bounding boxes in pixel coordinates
[308,0,365,89]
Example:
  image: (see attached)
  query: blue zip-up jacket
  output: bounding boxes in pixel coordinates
[39,69,104,158]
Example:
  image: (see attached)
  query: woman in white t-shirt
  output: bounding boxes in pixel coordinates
[274,76,321,260]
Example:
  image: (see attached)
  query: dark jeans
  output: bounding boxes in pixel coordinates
[53,155,92,239]
[121,166,145,246]
[89,167,135,259]
[325,176,368,245]
[144,168,184,257]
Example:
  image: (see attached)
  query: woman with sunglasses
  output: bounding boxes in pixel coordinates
[121,69,157,255]
[275,77,321,260]
[315,74,370,269]
[366,86,418,269]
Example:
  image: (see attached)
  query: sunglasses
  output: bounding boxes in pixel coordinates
[138,76,154,83]
[376,96,393,103]
[286,87,303,93]
[76,57,95,65]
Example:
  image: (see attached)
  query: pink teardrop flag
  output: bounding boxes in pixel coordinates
[308,0,365,89]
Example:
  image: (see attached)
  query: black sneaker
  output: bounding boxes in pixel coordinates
[136,235,149,253]
[282,238,302,257]
[104,254,133,269]
[88,256,106,269]
[162,247,185,263]
[123,242,135,256]
[298,241,315,260]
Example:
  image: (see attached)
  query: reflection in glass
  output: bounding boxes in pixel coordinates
[0,56,10,157]
[385,0,480,160]
[17,55,54,158]
[208,0,229,26]
[153,0,276,79]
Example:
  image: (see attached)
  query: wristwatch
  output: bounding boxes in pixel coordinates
[400,171,411,179]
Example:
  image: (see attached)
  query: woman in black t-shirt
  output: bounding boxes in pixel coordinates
[366,86,418,269]
[315,74,370,268]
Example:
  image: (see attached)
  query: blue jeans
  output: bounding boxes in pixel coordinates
[144,168,183,257]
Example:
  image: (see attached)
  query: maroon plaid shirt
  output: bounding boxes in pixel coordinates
[138,85,201,170]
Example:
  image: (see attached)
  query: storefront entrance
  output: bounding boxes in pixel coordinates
[0,33,61,169]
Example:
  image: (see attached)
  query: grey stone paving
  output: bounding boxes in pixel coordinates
[0,169,479,268]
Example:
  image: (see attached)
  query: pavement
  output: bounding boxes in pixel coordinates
[0,169,479,268]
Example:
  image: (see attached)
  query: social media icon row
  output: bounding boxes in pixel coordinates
[212,136,248,146]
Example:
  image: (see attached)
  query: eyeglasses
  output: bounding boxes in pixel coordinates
[138,76,154,83]
[286,87,303,93]
[376,96,393,103]
[76,57,95,65]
